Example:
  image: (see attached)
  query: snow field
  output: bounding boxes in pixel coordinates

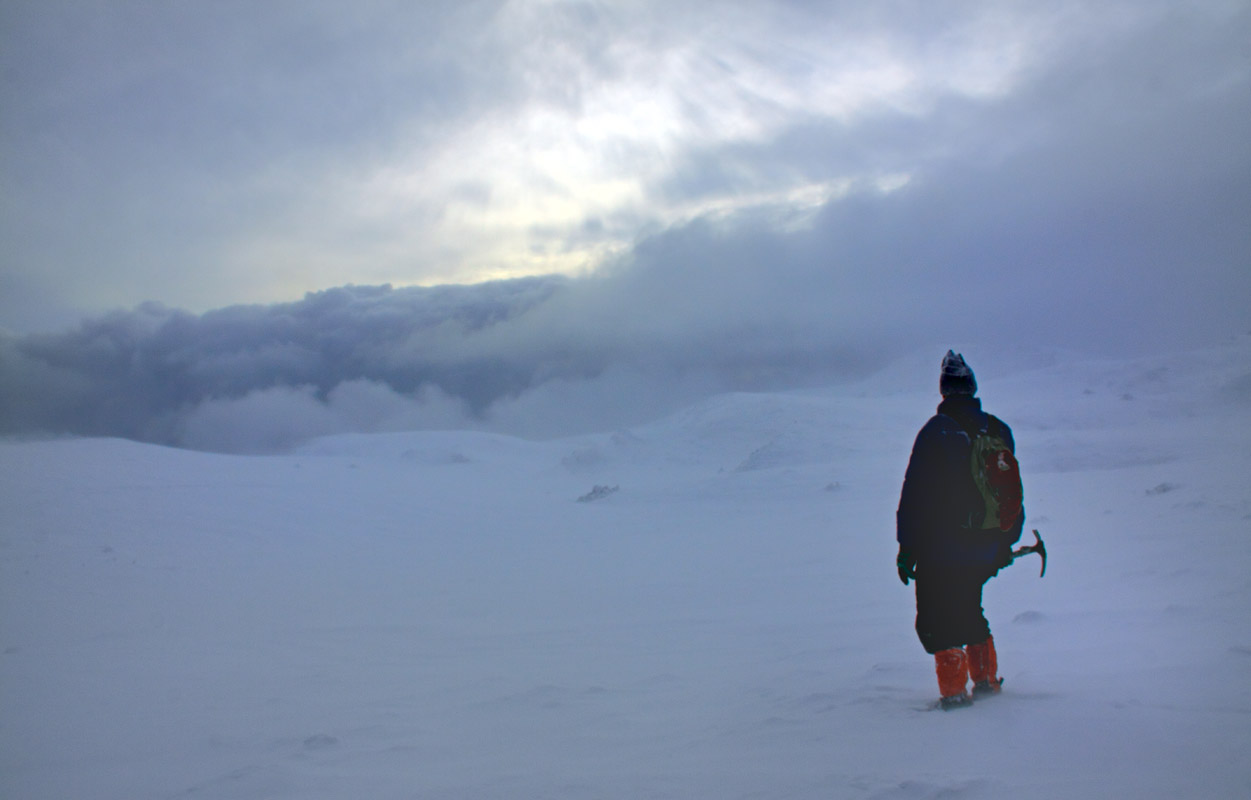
[2,339,1249,798]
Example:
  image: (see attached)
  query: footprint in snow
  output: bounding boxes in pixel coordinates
[302,734,339,750]
[1013,610,1046,624]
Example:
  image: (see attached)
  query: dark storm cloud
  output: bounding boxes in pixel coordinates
[0,246,881,451]
[0,279,564,449]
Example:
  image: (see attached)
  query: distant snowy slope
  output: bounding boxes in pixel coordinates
[2,337,1249,799]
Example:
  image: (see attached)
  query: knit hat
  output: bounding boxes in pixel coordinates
[940,350,977,396]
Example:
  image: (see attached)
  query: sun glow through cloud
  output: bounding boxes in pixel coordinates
[1,0,1246,350]
[320,1,1056,292]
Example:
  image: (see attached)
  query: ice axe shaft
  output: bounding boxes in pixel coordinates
[1012,529,1047,577]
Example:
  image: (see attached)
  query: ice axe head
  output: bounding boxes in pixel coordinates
[1026,529,1046,577]
[1012,529,1047,577]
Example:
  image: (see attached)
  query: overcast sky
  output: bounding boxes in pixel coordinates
[1,0,1248,449]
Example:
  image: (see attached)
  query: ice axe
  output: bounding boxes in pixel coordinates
[1012,529,1047,577]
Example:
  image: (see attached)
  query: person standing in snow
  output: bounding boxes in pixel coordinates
[896,351,1024,709]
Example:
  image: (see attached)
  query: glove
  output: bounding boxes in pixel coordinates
[989,541,1013,577]
[997,542,1014,569]
[897,550,917,585]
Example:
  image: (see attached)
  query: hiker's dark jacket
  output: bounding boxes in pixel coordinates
[896,395,1025,569]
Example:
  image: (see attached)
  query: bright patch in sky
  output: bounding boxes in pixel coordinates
[0,0,1247,344]
[317,1,1057,289]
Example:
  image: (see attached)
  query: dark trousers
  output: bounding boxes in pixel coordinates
[914,565,992,655]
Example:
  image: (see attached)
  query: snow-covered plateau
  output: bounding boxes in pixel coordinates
[3,338,1250,799]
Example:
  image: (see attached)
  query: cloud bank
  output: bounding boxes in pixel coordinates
[4,107,1248,454]
[1,1,1248,451]
[0,257,864,452]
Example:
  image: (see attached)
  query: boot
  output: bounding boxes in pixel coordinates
[966,636,1002,697]
[934,648,971,709]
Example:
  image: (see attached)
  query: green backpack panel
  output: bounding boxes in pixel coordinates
[968,427,1022,532]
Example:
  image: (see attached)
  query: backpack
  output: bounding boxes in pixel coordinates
[966,420,1022,532]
